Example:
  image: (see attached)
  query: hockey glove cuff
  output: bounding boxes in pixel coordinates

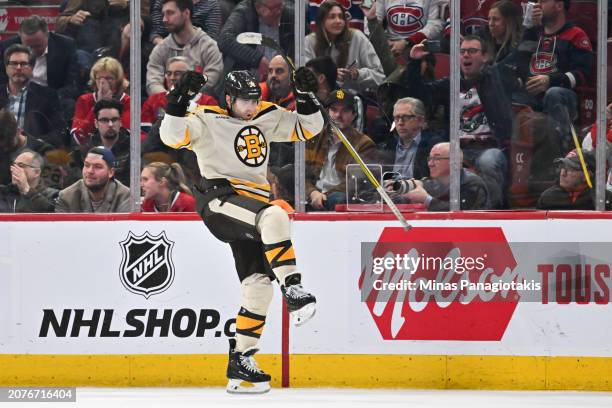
[166,71,208,117]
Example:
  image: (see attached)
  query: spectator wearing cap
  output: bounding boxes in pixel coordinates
[55,146,130,212]
[305,89,376,211]
[536,151,612,210]
[0,149,58,213]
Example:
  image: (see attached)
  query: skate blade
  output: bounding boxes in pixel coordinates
[226,378,270,394]
[291,302,316,327]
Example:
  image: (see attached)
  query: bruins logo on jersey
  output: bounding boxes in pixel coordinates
[234,126,268,167]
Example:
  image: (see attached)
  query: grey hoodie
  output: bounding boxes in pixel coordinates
[146,27,224,96]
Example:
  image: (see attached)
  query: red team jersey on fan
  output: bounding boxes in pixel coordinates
[375,0,447,43]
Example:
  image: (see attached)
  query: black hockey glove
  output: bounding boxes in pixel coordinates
[293,67,320,115]
[166,71,208,117]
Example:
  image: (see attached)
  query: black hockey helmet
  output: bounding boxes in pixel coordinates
[224,70,261,101]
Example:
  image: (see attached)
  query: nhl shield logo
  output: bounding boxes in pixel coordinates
[119,231,175,298]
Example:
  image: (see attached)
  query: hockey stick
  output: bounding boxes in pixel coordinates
[237,32,411,230]
[564,106,593,188]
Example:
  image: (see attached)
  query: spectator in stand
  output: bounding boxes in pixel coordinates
[385,142,490,210]
[379,97,444,180]
[305,56,337,108]
[140,162,195,212]
[142,56,218,135]
[516,0,593,153]
[0,16,80,119]
[0,109,53,186]
[56,0,150,55]
[0,45,67,148]
[55,146,130,213]
[375,0,447,58]
[113,18,155,99]
[260,55,295,110]
[260,55,295,168]
[75,99,131,186]
[308,0,366,33]
[405,35,520,208]
[304,1,385,94]
[0,150,58,213]
[306,89,376,211]
[484,0,523,64]
[150,0,222,44]
[537,150,611,210]
[218,0,294,81]
[146,0,223,96]
[72,57,130,146]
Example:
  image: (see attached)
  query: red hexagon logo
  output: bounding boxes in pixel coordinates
[359,227,518,341]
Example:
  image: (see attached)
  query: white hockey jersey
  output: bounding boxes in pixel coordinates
[376,0,447,42]
[160,102,324,202]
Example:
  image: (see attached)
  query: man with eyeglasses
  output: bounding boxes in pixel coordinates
[385,142,490,210]
[406,34,519,208]
[142,56,217,135]
[0,149,58,213]
[0,44,67,148]
[75,99,131,186]
[380,97,445,180]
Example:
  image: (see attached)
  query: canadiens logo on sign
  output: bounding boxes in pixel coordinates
[359,227,518,341]
[387,5,424,35]
[119,231,175,299]
[235,126,268,167]
[530,52,557,75]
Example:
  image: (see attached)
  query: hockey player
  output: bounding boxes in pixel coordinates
[159,68,324,394]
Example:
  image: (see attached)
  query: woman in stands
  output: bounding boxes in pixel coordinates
[304,0,384,94]
[140,161,195,212]
[71,57,130,145]
[485,0,523,64]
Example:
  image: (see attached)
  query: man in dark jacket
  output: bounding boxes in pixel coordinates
[218,0,294,80]
[0,44,67,148]
[516,0,593,153]
[385,142,490,211]
[0,16,80,107]
[406,35,520,208]
[0,149,58,213]
[537,150,612,210]
[379,97,445,180]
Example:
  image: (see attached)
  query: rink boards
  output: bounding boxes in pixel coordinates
[1,212,612,390]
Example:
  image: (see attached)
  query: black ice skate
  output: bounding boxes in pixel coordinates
[226,338,271,394]
[281,274,316,326]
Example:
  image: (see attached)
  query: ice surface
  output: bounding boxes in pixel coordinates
[13,388,612,408]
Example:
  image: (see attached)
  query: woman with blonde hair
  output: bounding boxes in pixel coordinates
[140,162,195,212]
[71,57,131,145]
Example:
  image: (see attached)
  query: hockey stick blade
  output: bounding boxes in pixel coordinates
[236,32,263,46]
